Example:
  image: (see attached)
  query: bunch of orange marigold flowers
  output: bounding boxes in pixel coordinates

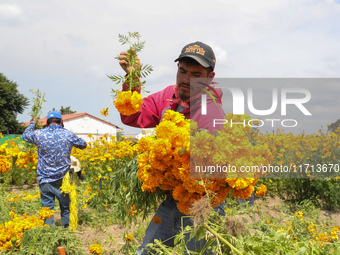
[0,155,11,173]
[0,210,50,251]
[137,110,273,215]
[114,90,143,116]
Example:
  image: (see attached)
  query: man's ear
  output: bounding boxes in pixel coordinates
[206,71,215,84]
[208,71,215,79]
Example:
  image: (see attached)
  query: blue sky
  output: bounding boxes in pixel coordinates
[1,0,340,136]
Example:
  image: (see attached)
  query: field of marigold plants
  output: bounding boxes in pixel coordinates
[1,111,340,254]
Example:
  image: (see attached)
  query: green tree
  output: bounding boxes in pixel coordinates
[51,106,76,115]
[0,73,29,134]
[60,106,76,115]
[328,119,340,133]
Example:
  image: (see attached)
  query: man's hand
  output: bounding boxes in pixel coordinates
[118,49,141,74]
[31,117,37,123]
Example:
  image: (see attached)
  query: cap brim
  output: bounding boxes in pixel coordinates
[174,55,210,68]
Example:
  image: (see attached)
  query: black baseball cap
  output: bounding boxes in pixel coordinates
[174,41,216,70]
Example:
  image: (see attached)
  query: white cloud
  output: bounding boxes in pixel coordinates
[0,4,22,16]
[86,65,107,81]
[0,0,339,136]
[0,3,24,25]
[208,42,228,65]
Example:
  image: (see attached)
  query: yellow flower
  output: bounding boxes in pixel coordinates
[128,205,137,216]
[38,207,54,220]
[255,184,267,197]
[294,211,303,220]
[252,119,261,125]
[60,172,78,230]
[125,233,133,242]
[114,91,143,115]
[89,244,103,255]
[0,155,11,173]
[137,136,154,152]
[100,107,109,117]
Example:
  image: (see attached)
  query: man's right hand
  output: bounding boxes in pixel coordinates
[118,49,141,74]
[31,117,37,123]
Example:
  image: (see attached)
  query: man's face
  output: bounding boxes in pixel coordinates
[176,62,215,101]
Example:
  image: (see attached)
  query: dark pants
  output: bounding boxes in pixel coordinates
[135,197,225,255]
[39,179,70,227]
[238,192,255,207]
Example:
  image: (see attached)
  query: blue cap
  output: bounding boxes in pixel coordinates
[47,111,62,120]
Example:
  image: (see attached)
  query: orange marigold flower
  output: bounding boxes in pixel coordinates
[114,91,143,116]
[0,155,11,173]
[125,233,133,242]
[255,184,267,197]
[137,136,154,152]
[231,185,254,200]
[89,244,103,255]
[152,216,162,224]
[38,207,54,220]
[176,200,191,215]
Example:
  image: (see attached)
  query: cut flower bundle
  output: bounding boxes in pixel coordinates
[137,110,272,215]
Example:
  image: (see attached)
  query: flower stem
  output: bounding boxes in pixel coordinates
[204,223,243,255]
[154,239,177,255]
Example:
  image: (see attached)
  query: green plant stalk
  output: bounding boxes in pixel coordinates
[204,223,243,255]
[154,239,178,255]
[127,32,140,91]
[3,159,15,188]
[29,89,46,119]
[108,32,153,99]
[128,32,133,90]
[26,226,44,255]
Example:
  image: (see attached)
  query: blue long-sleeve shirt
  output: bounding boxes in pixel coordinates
[23,122,87,184]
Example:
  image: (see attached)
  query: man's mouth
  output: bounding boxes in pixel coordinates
[179,83,191,91]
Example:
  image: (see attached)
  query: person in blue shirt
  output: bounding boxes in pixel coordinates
[23,111,87,228]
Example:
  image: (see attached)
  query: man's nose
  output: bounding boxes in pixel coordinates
[183,73,191,83]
